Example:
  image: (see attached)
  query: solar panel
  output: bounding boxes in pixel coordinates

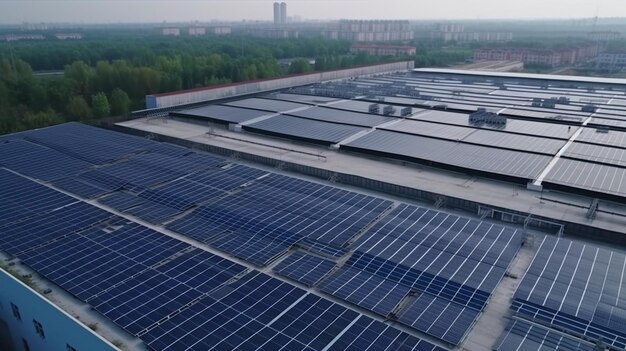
[296,238,349,258]
[509,235,626,349]
[344,129,552,180]
[0,169,77,227]
[396,293,479,345]
[326,204,523,345]
[88,269,205,335]
[184,164,268,191]
[494,318,596,351]
[0,202,112,256]
[563,142,626,167]
[320,267,410,316]
[141,272,308,350]
[52,177,112,199]
[286,106,397,127]
[274,252,336,287]
[544,158,626,198]
[327,315,448,351]
[409,110,574,139]
[18,122,155,164]
[168,174,392,265]
[226,97,310,112]
[124,201,182,224]
[244,115,367,145]
[98,191,148,211]
[172,104,273,124]
[0,139,92,181]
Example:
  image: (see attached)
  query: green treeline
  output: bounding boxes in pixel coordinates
[0,36,470,135]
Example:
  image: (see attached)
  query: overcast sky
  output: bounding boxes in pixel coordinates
[0,0,622,24]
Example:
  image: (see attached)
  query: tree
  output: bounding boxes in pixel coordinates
[67,95,91,121]
[110,88,131,116]
[64,61,93,98]
[288,58,311,74]
[91,92,111,118]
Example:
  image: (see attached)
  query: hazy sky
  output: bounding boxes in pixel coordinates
[0,0,622,24]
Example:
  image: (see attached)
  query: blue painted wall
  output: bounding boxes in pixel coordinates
[0,270,119,351]
[145,95,157,109]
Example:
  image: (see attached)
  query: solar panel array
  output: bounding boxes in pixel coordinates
[167,173,393,266]
[503,235,626,350]
[344,129,552,179]
[164,71,626,201]
[171,104,273,124]
[1,123,458,351]
[318,204,523,345]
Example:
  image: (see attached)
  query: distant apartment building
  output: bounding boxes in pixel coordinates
[54,33,82,40]
[20,22,48,31]
[431,23,512,43]
[2,34,45,42]
[188,26,206,36]
[323,20,413,42]
[474,43,599,68]
[247,28,299,39]
[211,26,232,35]
[273,2,287,25]
[350,44,416,56]
[596,52,626,70]
[436,23,464,33]
[161,27,181,36]
[588,31,620,42]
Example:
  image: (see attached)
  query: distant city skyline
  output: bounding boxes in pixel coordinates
[0,0,624,24]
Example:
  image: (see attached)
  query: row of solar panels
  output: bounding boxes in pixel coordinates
[169,93,626,199]
[0,168,446,351]
[495,235,626,350]
[0,123,527,348]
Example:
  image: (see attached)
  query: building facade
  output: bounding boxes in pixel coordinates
[54,33,82,40]
[474,44,599,68]
[211,26,232,35]
[0,270,119,351]
[188,26,206,36]
[596,52,626,70]
[350,44,416,56]
[431,23,512,43]
[323,20,414,42]
[161,27,181,36]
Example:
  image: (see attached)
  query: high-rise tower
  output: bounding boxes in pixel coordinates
[280,2,287,25]
[273,2,281,25]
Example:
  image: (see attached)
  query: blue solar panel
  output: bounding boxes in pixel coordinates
[0,169,77,227]
[0,202,112,255]
[137,178,226,211]
[20,122,155,164]
[153,250,247,293]
[125,201,182,224]
[320,267,410,316]
[318,203,523,345]
[52,177,112,198]
[167,174,392,265]
[274,252,336,286]
[328,315,448,351]
[88,270,204,335]
[255,294,359,350]
[98,191,148,211]
[396,293,479,345]
[296,238,349,258]
[185,164,268,191]
[507,235,626,350]
[494,318,596,351]
[0,139,92,181]
[141,272,308,350]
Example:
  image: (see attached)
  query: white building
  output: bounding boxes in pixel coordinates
[161,27,181,36]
